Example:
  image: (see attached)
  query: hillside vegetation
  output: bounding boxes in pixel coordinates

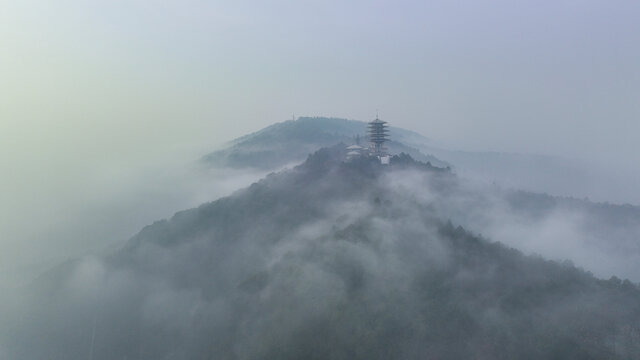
[4,147,640,359]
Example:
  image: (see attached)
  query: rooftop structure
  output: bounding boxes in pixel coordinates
[345,144,365,160]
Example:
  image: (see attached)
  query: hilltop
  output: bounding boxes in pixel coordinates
[202,117,448,169]
[202,117,624,204]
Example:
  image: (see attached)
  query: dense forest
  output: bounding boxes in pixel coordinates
[4,146,640,359]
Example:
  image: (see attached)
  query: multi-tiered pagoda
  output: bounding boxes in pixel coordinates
[367,115,389,157]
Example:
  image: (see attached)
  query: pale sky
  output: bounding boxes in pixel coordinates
[2,1,638,157]
[1,0,639,287]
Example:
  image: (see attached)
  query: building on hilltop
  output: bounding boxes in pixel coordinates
[345,144,365,160]
[368,116,389,156]
[343,115,391,163]
[368,115,390,163]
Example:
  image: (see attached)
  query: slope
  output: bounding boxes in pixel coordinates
[203,116,634,205]
[3,146,640,360]
[201,117,448,169]
[204,117,640,281]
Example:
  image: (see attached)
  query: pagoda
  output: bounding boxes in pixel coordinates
[367,115,389,157]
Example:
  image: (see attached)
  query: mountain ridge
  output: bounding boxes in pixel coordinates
[203,116,633,205]
[202,117,448,169]
[6,147,640,359]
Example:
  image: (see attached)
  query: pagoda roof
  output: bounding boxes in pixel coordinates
[346,145,365,150]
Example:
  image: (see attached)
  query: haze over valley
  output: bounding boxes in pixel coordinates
[2,1,640,359]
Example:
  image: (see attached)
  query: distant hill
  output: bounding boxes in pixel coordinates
[5,147,640,360]
[204,116,629,204]
[199,118,640,280]
[202,117,449,169]
[416,147,599,201]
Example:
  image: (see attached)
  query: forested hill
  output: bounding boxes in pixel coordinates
[202,116,448,169]
[202,116,632,206]
[5,146,640,360]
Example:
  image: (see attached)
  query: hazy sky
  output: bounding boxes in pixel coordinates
[1,0,639,287]
[2,1,639,156]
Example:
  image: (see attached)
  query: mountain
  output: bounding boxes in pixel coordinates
[203,117,630,204]
[427,181,640,283]
[202,117,449,169]
[204,117,640,281]
[201,117,640,280]
[4,146,640,360]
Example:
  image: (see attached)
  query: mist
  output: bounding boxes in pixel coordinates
[2,0,640,358]
[0,141,273,290]
[2,0,640,285]
[2,0,640,165]
[2,149,639,359]
[382,168,640,282]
